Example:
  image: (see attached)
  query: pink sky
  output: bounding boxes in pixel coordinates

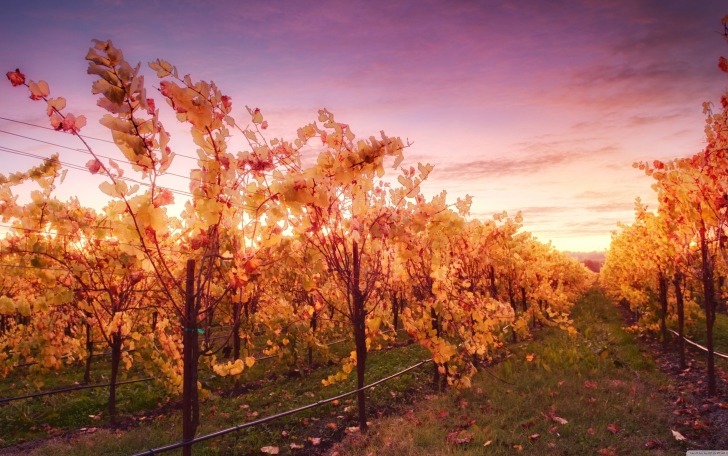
[1,0,726,251]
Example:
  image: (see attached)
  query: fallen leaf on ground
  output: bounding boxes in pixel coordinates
[290,443,304,449]
[484,440,492,446]
[645,439,662,449]
[260,446,279,454]
[587,428,596,435]
[552,416,568,425]
[446,430,474,444]
[526,354,535,362]
[529,433,540,440]
[671,430,687,441]
[584,380,598,389]
[309,437,321,446]
[607,424,620,434]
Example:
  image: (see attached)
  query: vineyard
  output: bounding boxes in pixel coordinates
[0,41,594,454]
[2,16,728,456]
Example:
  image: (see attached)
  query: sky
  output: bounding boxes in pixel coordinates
[1,0,726,252]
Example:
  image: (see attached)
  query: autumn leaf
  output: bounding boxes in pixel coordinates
[587,428,596,435]
[526,353,535,362]
[528,433,540,440]
[308,437,321,446]
[645,439,662,449]
[56,113,87,132]
[671,429,687,441]
[152,188,175,207]
[6,69,25,86]
[86,159,103,174]
[46,97,66,116]
[584,380,598,389]
[0,296,15,314]
[719,56,728,74]
[606,423,620,434]
[260,446,279,454]
[28,80,50,100]
[146,97,156,115]
[289,443,304,449]
[552,416,568,425]
[446,430,473,444]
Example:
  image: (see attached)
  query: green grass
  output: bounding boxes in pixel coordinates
[678,311,728,355]
[1,330,433,455]
[329,288,689,455]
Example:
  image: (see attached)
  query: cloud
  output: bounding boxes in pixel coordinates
[586,202,635,212]
[433,151,577,180]
[432,137,620,180]
[628,113,685,127]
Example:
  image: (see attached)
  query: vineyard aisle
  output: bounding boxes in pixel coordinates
[328,287,728,456]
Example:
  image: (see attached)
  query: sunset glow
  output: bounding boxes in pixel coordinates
[1,0,726,251]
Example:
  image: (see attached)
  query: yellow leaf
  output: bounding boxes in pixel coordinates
[0,296,15,314]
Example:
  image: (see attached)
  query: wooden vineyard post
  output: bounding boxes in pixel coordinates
[182,259,199,456]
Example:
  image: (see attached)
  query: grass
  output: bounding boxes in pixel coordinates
[1,330,433,455]
[329,288,689,455]
[678,311,728,355]
[1,288,716,455]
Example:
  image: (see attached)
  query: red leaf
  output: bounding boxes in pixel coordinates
[86,159,102,174]
[60,113,87,132]
[645,439,662,449]
[446,430,473,444]
[153,188,175,207]
[606,423,620,434]
[587,428,596,435]
[146,98,156,115]
[6,69,25,86]
[719,56,728,74]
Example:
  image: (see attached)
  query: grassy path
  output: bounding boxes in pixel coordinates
[329,288,696,455]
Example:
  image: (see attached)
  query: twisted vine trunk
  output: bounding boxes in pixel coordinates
[309,296,317,367]
[699,226,716,395]
[351,241,368,432]
[182,259,200,456]
[508,279,517,343]
[673,271,686,370]
[658,272,669,352]
[392,292,400,332]
[108,331,122,425]
[84,318,93,384]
